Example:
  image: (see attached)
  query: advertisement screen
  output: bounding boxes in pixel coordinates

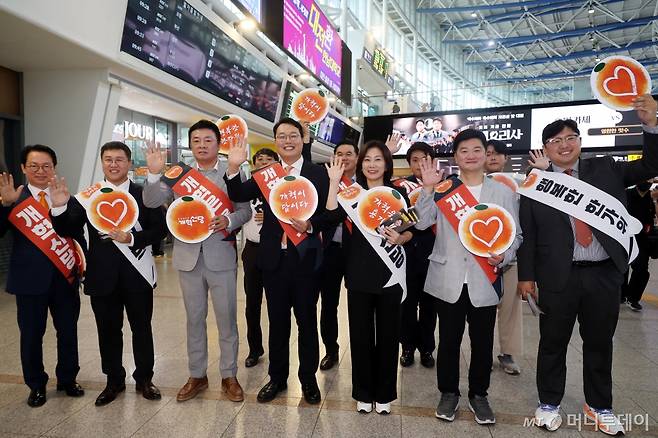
[530,103,643,149]
[121,0,282,122]
[283,0,342,96]
[390,109,531,156]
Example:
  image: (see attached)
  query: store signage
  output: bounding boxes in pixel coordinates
[283,0,342,96]
[123,121,154,142]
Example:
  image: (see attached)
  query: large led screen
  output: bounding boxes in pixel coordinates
[121,0,282,122]
[283,0,342,96]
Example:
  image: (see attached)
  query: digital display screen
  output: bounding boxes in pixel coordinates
[388,109,531,156]
[530,103,643,149]
[371,48,389,77]
[283,0,342,95]
[120,0,282,122]
[364,100,647,157]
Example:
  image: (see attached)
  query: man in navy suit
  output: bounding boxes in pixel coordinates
[0,145,85,407]
[225,118,331,404]
[50,141,167,406]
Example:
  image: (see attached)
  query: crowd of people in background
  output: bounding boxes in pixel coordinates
[1,95,657,436]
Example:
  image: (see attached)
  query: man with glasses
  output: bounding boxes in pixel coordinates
[517,95,658,435]
[50,142,167,406]
[224,117,330,404]
[0,145,85,407]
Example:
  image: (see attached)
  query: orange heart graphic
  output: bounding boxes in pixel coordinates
[96,199,128,227]
[469,216,503,248]
[603,66,638,97]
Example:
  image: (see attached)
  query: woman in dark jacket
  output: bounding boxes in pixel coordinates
[325,140,414,415]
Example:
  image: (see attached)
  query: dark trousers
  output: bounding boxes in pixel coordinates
[537,260,621,409]
[15,275,81,390]
[319,242,344,355]
[400,259,437,353]
[348,287,402,404]
[90,284,154,386]
[263,250,320,385]
[241,240,265,358]
[622,234,650,303]
[436,285,497,398]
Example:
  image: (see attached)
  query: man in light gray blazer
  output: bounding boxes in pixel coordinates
[414,129,522,426]
[143,120,251,402]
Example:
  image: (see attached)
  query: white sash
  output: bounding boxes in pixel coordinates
[337,182,407,301]
[518,169,640,262]
[75,183,157,287]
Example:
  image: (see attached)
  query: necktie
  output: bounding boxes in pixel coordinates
[564,169,593,247]
[38,191,49,210]
[284,165,293,175]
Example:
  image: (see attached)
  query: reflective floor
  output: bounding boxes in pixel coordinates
[1,251,658,437]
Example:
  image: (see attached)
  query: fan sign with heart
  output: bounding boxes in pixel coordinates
[87,187,139,234]
[591,56,651,111]
[458,203,516,258]
[216,114,249,155]
[357,186,408,236]
[291,88,330,124]
[166,196,214,244]
[269,175,318,224]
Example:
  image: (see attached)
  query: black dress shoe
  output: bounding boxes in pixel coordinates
[56,381,85,397]
[136,381,161,400]
[27,387,46,407]
[319,353,339,371]
[399,349,415,367]
[257,381,287,403]
[95,383,126,406]
[245,355,261,368]
[420,352,435,368]
[302,382,321,404]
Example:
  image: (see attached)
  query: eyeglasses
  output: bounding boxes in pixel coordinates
[102,158,129,165]
[25,163,53,172]
[275,133,301,141]
[545,135,580,146]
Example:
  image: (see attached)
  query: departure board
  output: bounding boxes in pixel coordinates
[120,0,283,122]
[371,48,389,77]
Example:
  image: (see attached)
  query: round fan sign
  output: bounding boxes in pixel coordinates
[357,186,407,236]
[591,56,651,111]
[291,88,330,124]
[216,114,248,155]
[458,203,516,257]
[166,196,214,244]
[269,175,318,224]
[407,186,423,206]
[520,172,539,189]
[86,187,139,234]
[488,173,519,193]
[164,165,184,179]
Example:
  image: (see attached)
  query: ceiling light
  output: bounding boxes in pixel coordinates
[237,18,257,32]
[511,157,522,160]
[595,56,601,62]
[588,7,595,13]
[471,12,477,17]
[327,96,336,102]
[298,72,311,81]
[505,61,512,67]
[487,40,495,47]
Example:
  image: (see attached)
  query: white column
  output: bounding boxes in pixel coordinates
[340,0,348,40]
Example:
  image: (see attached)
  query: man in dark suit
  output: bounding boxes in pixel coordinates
[225,117,331,404]
[517,95,658,434]
[50,141,167,406]
[0,145,85,407]
[399,142,437,368]
[317,141,359,371]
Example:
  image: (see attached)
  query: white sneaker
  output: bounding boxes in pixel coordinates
[375,402,391,414]
[356,401,372,413]
[583,404,625,436]
[534,404,562,431]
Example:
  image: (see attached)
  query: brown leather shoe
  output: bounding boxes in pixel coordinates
[221,377,244,402]
[176,376,208,402]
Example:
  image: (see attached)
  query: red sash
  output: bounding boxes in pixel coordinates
[163,162,234,239]
[252,163,309,246]
[9,197,82,284]
[434,178,498,284]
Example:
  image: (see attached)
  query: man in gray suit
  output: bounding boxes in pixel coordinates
[143,120,251,402]
[415,129,522,426]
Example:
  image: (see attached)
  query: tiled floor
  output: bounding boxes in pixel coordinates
[1,251,658,437]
